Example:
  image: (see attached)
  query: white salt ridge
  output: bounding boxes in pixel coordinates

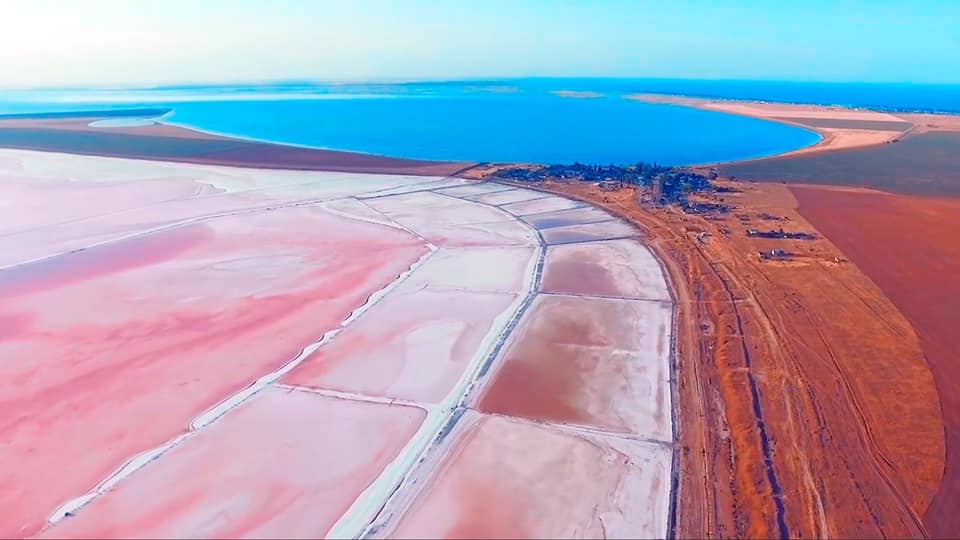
[365,192,517,226]
[47,243,438,526]
[370,412,674,540]
[464,188,550,205]
[521,205,617,229]
[399,246,537,294]
[0,148,445,196]
[355,178,469,199]
[540,219,639,245]
[25,159,674,538]
[327,193,543,540]
[499,195,585,216]
[47,432,191,523]
[434,182,516,197]
[274,384,433,411]
[416,220,540,247]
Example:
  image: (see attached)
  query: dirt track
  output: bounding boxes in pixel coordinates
[520,180,944,539]
[793,186,960,538]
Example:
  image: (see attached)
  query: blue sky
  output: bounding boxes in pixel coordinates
[2,0,958,87]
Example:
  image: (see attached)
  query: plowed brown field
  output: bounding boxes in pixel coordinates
[792,185,960,538]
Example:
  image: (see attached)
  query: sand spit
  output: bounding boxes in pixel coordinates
[0,112,474,176]
[1,149,675,539]
[551,90,605,99]
[628,93,929,159]
[477,295,673,440]
[628,94,960,197]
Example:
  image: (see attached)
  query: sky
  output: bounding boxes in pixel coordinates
[2,0,958,88]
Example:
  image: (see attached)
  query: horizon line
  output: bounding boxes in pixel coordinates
[4,76,960,92]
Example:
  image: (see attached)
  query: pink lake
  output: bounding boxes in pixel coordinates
[39,387,426,539]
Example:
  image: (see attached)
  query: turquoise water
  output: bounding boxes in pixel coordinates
[9,78,954,165]
[162,95,821,165]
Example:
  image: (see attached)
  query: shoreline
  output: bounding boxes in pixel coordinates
[2,148,677,538]
[0,101,829,170]
[3,99,958,536]
[0,111,475,177]
[629,94,960,197]
[629,93,914,163]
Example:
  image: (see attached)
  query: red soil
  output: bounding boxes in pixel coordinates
[520,180,944,538]
[792,185,960,537]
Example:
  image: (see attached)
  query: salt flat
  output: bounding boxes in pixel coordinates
[542,238,672,300]
[500,193,585,215]
[384,412,672,540]
[540,218,639,244]
[38,388,426,539]
[477,294,673,440]
[0,149,675,539]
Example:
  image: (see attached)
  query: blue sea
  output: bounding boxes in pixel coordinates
[2,79,958,165]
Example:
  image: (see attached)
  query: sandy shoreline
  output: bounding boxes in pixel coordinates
[7,99,956,175]
[622,94,960,196]
[628,93,922,160]
[0,112,475,177]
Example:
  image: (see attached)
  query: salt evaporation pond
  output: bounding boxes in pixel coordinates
[0,148,675,538]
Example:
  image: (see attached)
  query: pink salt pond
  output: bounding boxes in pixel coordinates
[0,205,427,537]
[499,194,584,216]
[477,294,673,440]
[464,187,549,205]
[522,205,616,230]
[540,219,639,244]
[541,238,671,300]
[284,287,519,403]
[40,388,426,539]
[400,246,536,293]
[1,148,675,539]
[384,412,672,539]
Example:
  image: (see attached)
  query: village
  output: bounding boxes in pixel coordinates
[494,161,712,204]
